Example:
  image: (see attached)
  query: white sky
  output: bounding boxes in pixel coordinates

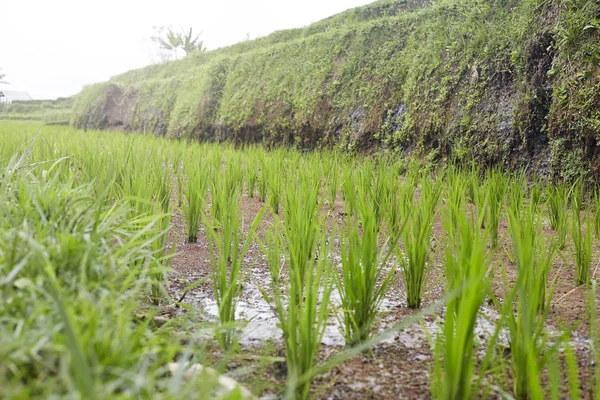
[1,0,374,100]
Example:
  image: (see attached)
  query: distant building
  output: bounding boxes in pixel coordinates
[0,90,34,104]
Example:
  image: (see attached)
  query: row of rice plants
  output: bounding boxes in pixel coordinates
[5,123,600,398]
[176,146,600,397]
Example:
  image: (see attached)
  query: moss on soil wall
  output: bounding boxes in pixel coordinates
[70,0,600,181]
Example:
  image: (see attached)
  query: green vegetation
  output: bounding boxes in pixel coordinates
[572,208,593,286]
[0,3,597,400]
[183,148,209,242]
[433,198,489,400]
[262,173,332,399]
[485,169,507,249]
[336,173,398,345]
[587,280,600,397]
[547,184,570,249]
[399,176,440,309]
[505,198,556,398]
[0,97,73,123]
[0,124,219,398]
[57,0,598,182]
[4,120,600,398]
[203,168,265,350]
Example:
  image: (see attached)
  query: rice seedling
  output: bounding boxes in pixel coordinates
[505,201,556,399]
[399,176,441,309]
[485,169,507,249]
[208,160,242,227]
[148,209,174,305]
[571,179,585,214]
[282,172,321,292]
[529,178,543,214]
[587,280,600,399]
[381,176,402,237]
[405,158,422,188]
[572,209,592,286]
[565,342,582,399]
[149,153,178,303]
[466,163,483,208]
[182,153,209,243]
[268,158,283,214]
[444,166,467,232]
[171,144,184,206]
[369,160,388,228]
[325,156,341,209]
[203,172,265,350]
[258,156,269,202]
[262,175,331,399]
[594,189,600,240]
[508,172,527,217]
[336,184,400,346]
[398,179,415,222]
[546,183,569,249]
[341,167,357,215]
[245,155,258,198]
[433,199,490,400]
[380,158,413,238]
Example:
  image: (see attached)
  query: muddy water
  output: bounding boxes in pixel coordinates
[174,257,591,356]
[178,265,517,351]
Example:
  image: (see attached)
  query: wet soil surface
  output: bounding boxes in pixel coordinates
[165,192,600,399]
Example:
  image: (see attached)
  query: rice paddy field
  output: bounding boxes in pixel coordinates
[3,120,600,399]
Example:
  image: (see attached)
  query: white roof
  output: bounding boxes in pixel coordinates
[0,90,33,101]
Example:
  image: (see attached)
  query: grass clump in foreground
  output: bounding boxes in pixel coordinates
[0,155,217,398]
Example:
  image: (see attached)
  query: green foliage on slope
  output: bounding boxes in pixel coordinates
[69,0,600,180]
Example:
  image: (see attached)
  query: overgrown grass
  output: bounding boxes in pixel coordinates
[0,151,214,398]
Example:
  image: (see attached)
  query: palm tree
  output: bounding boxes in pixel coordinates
[151,26,206,61]
[156,29,181,53]
[181,28,205,54]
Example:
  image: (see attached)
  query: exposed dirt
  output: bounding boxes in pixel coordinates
[165,188,600,399]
